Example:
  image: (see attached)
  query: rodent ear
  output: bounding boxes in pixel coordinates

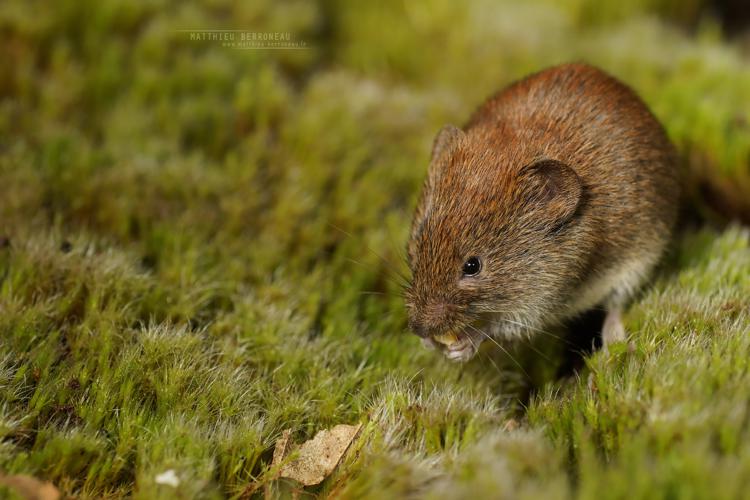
[525,159,583,228]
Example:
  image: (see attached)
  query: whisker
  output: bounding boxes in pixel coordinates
[479,347,506,380]
[481,316,578,348]
[344,256,409,291]
[514,335,553,362]
[329,222,410,284]
[367,310,400,324]
[465,324,530,380]
[464,333,504,379]
[384,220,410,267]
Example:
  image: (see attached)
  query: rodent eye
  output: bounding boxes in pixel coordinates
[462,256,482,276]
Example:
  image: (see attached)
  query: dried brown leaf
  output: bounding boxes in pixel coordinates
[272,429,293,468]
[276,423,362,486]
[0,474,60,500]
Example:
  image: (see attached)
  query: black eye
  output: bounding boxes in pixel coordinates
[462,256,482,276]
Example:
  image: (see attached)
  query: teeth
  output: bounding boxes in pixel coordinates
[433,331,459,346]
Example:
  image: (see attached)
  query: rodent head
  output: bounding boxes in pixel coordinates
[405,125,587,357]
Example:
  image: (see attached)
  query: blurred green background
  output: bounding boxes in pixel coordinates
[1,0,749,498]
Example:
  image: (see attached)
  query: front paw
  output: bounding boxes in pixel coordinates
[442,336,479,362]
[420,330,483,362]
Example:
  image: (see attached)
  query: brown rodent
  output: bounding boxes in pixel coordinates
[405,63,680,362]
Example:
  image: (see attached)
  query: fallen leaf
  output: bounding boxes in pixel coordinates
[0,474,60,500]
[271,429,293,468]
[274,423,362,486]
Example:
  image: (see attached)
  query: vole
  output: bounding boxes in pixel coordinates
[405,63,679,362]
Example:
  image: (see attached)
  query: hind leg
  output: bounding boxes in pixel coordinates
[601,279,637,350]
[602,303,626,348]
[599,251,662,350]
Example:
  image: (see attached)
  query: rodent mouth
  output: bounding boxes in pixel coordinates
[426,328,481,362]
[431,323,486,348]
[432,331,460,347]
[432,329,479,352]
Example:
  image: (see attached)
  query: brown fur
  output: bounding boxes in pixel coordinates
[405,63,680,361]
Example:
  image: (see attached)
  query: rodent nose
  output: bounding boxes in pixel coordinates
[408,303,449,338]
[409,320,431,339]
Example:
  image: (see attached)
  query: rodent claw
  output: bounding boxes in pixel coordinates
[444,344,477,362]
[442,337,478,362]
